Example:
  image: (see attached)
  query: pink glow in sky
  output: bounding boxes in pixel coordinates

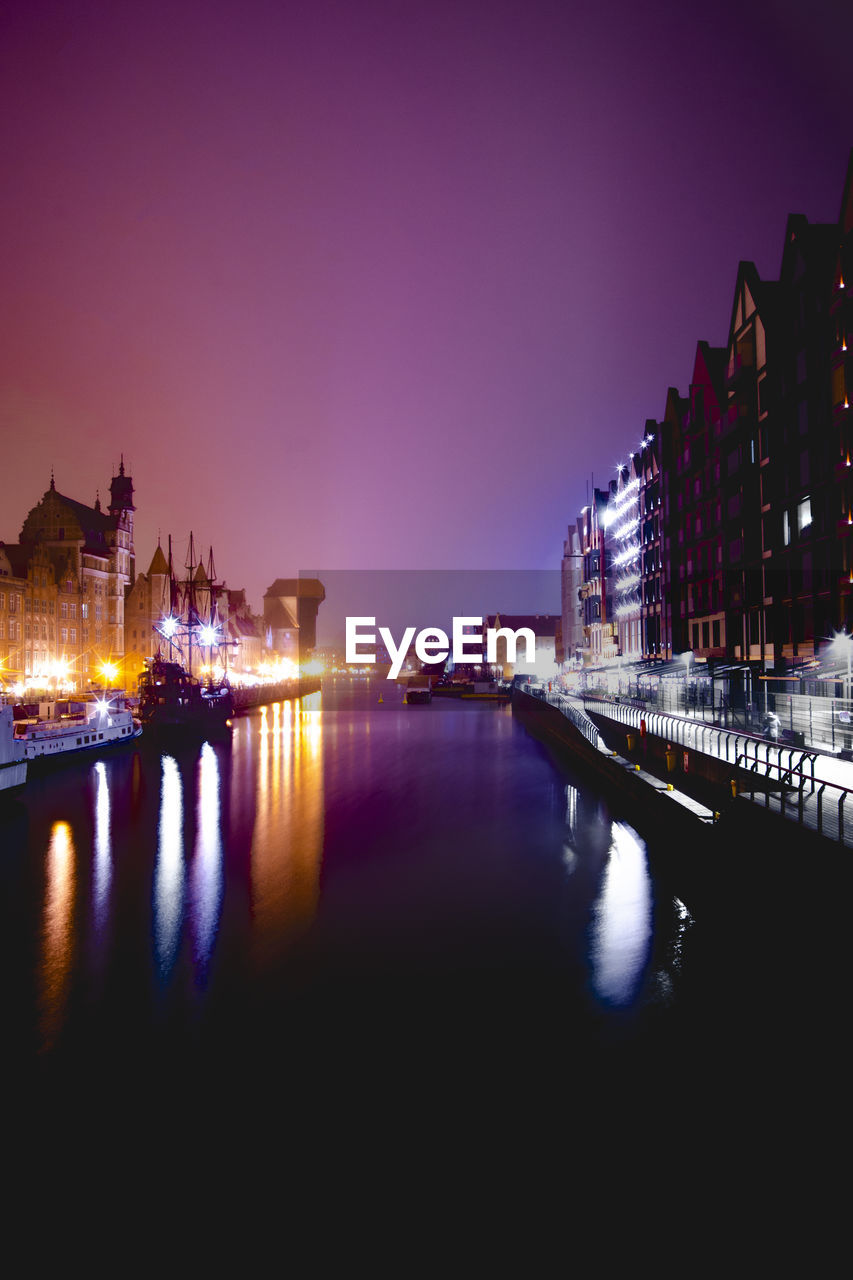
[1,0,850,609]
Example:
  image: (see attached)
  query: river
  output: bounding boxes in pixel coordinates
[2,678,848,1168]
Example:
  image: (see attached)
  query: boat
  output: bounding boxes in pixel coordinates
[406,686,432,704]
[0,698,28,797]
[138,656,233,731]
[12,697,141,765]
[137,534,234,734]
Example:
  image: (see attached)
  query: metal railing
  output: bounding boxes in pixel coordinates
[521,684,603,751]
[580,694,853,848]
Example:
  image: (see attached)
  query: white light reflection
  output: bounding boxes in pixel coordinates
[589,822,653,1007]
[154,755,185,981]
[563,783,578,873]
[93,762,111,934]
[190,742,223,983]
[669,896,694,974]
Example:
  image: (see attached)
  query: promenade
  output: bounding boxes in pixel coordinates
[529,687,853,850]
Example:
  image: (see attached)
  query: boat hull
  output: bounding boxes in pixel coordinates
[1,704,28,797]
[138,657,233,737]
[0,758,28,798]
[18,720,143,770]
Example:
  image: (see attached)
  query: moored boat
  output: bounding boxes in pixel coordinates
[12,697,141,765]
[137,656,233,732]
[406,687,432,704]
[137,534,234,736]
[1,698,28,797]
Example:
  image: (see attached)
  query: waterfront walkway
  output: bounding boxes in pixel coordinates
[530,688,853,850]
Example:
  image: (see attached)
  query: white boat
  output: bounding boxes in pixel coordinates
[13,698,142,764]
[1,699,28,797]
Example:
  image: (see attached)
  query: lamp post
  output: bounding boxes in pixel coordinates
[831,630,853,753]
[683,650,692,713]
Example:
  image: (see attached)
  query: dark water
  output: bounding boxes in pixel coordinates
[2,678,848,1185]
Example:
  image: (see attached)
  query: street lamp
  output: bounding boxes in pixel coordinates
[833,630,853,705]
[682,650,692,712]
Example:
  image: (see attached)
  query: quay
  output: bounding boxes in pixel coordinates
[230,675,321,714]
[513,683,853,856]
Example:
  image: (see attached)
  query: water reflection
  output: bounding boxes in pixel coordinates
[189,742,223,985]
[154,755,185,982]
[653,895,695,1005]
[589,822,653,1007]
[250,693,324,959]
[40,821,75,1051]
[563,782,579,873]
[92,762,111,935]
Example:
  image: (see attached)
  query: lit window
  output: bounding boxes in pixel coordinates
[783,511,790,546]
[798,497,811,533]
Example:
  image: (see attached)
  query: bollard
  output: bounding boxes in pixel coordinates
[730,778,738,798]
[665,743,676,772]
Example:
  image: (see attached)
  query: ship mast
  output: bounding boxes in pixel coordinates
[205,544,223,675]
[167,535,177,662]
[185,531,198,678]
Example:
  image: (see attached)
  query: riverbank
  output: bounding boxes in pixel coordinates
[511,684,852,921]
[231,676,321,714]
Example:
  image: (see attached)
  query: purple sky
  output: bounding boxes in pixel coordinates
[1,0,850,611]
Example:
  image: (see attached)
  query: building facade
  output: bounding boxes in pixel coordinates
[18,464,135,690]
[564,151,853,698]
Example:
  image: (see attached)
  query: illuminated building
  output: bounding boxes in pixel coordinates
[124,542,171,685]
[225,589,265,677]
[18,462,135,689]
[263,578,325,663]
[577,488,617,666]
[560,525,584,668]
[0,542,58,691]
[608,456,643,661]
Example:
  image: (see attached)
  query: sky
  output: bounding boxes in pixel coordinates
[1,0,851,613]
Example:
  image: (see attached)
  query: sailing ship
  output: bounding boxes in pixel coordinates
[137,534,234,733]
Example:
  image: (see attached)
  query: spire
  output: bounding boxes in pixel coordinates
[94,489,101,512]
[109,456,135,514]
[147,542,169,577]
[49,468,55,492]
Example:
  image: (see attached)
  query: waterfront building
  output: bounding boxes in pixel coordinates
[124,542,171,687]
[834,154,853,618]
[482,614,559,679]
[668,342,728,666]
[637,419,671,662]
[608,455,643,662]
[125,540,233,686]
[263,578,326,662]
[766,207,840,670]
[560,525,584,669]
[565,150,853,710]
[18,463,135,690]
[0,542,58,691]
[577,487,617,667]
[225,589,265,677]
